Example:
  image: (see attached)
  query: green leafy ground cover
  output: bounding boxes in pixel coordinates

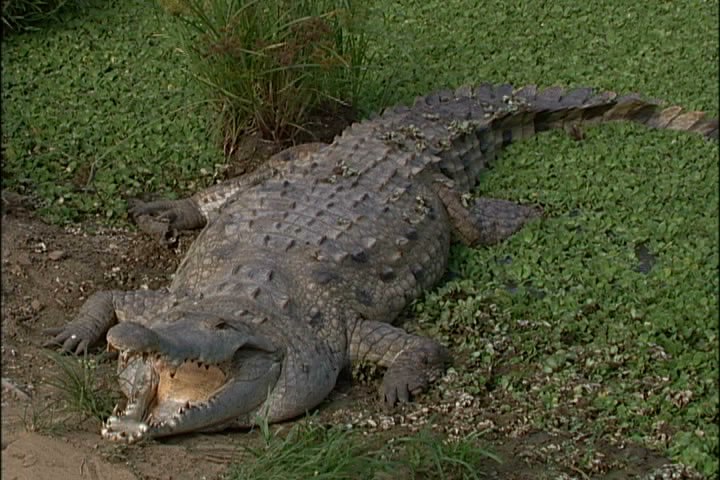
[2,1,219,223]
[2,0,718,476]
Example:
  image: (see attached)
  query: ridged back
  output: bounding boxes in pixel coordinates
[356,83,718,192]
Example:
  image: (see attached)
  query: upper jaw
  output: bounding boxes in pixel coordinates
[106,321,239,369]
[105,317,278,369]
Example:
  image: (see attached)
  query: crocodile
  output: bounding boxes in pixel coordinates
[45,83,717,443]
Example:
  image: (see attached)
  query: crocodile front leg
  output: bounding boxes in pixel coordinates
[348,318,449,406]
[43,289,171,354]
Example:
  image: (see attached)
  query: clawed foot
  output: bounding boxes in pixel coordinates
[127,199,183,246]
[381,342,449,408]
[43,323,99,355]
[43,291,115,355]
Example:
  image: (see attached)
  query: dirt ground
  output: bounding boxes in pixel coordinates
[0,194,697,480]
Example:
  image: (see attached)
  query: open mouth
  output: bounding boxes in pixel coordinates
[103,349,231,443]
[155,358,227,412]
[101,318,283,443]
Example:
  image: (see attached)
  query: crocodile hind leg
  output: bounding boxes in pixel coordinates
[435,182,541,246]
[43,289,172,354]
[129,197,206,245]
[129,143,327,244]
[347,318,449,407]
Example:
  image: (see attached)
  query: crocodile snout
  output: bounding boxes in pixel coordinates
[107,322,161,353]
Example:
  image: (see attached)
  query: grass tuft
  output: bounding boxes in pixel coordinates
[233,421,388,480]
[390,429,501,480]
[231,419,498,480]
[1,0,82,32]
[166,0,375,149]
[20,400,66,434]
[42,351,119,422]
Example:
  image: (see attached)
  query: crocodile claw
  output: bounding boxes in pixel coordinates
[381,366,430,408]
[42,292,115,356]
[127,198,205,245]
[42,325,93,355]
[381,343,449,409]
[128,199,179,246]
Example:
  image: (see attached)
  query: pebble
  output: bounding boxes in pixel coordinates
[48,250,65,261]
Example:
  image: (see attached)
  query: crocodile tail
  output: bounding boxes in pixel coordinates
[482,83,718,139]
[397,83,718,191]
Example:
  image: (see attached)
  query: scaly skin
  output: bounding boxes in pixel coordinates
[46,83,717,443]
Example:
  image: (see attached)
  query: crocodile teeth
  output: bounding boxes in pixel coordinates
[177,400,190,415]
[178,401,194,415]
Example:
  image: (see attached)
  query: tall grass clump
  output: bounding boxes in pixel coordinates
[230,419,498,480]
[42,351,119,423]
[2,0,75,32]
[166,0,374,152]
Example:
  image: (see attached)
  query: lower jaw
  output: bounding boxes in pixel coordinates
[103,395,223,442]
[102,404,263,442]
[101,411,184,443]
